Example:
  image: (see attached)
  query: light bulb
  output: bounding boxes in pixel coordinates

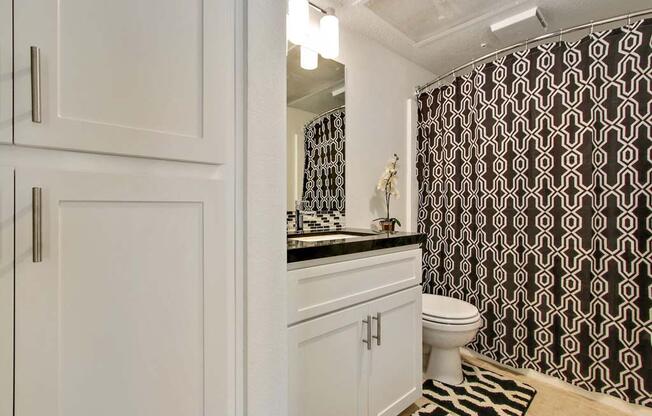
[287,0,309,45]
[319,13,339,59]
[300,45,318,70]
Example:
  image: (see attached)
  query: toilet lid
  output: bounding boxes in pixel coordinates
[422,294,480,324]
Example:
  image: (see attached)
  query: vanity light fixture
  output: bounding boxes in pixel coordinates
[319,8,339,59]
[287,1,340,70]
[287,0,310,45]
[300,45,318,70]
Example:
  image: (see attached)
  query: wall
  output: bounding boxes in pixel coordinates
[286,107,314,209]
[246,0,288,414]
[337,28,433,230]
[243,8,434,414]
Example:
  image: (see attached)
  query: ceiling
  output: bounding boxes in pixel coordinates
[365,0,521,44]
[287,45,346,115]
[311,0,652,78]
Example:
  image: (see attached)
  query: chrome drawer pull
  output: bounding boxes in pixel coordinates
[32,187,42,262]
[30,46,42,123]
[362,315,372,350]
[372,312,381,346]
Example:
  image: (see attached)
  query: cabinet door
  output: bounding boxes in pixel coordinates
[14,169,234,416]
[0,0,10,143]
[14,0,234,163]
[0,167,13,416]
[368,287,422,416]
[288,303,369,416]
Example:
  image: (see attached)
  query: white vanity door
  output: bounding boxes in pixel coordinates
[288,302,369,416]
[0,0,10,144]
[368,287,422,416]
[14,0,234,163]
[0,167,13,416]
[14,168,233,416]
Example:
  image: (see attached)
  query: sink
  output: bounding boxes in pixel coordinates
[289,233,361,242]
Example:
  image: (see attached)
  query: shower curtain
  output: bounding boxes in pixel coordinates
[302,107,345,212]
[416,18,651,406]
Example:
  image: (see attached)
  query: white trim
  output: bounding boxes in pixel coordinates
[244,0,288,414]
[0,167,13,416]
[405,98,418,232]
[234,0,246,413]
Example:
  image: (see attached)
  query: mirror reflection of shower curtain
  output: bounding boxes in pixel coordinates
[416,18,651,407]
[302,107,345,212]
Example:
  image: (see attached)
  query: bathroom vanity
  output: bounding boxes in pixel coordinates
[287,230,424,416]
[285,39,424,416]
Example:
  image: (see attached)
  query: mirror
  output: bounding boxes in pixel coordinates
[287,45,345,215]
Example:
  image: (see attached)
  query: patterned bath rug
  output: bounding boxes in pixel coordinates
[413,363,536,416]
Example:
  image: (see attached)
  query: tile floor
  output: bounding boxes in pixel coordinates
[400,352,651,416]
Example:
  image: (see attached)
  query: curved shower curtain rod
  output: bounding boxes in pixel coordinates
[304,105,345,129]
[415,8,652,95]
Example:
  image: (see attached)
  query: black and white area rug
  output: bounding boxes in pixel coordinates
[414,363,536,416]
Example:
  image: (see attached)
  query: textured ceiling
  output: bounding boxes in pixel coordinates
[365,0,520,44]
[312,0,652,78]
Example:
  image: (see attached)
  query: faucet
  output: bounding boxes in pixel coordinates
[295,200,307,232]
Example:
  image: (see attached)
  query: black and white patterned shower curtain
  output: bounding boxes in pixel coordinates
[302,108,345,212]
[416,19,651,406]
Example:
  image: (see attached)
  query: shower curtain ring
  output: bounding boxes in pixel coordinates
[627,13,631,25]
[559,28,563,43]
[590,20,594,35]
[525,38,529,51]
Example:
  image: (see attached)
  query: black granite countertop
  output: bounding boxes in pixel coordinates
[287,228,424,263]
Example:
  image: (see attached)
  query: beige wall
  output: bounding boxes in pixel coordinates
[287,107,316,210]
[246,0,287,414]
[337,28,433,231]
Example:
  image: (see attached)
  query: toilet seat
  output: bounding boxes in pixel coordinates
[422,294,480,325]
[422,314,481,325]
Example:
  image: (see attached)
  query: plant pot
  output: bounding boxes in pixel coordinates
[379,219,395,232]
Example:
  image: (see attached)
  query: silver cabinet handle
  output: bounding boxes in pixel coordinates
[30,46,42,123]
[372,312,381,346]
[32,187,42,262]
[362,315,372,350]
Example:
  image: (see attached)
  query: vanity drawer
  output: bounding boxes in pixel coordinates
[287,248,422,325]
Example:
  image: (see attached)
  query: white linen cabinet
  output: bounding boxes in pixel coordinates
[1,0,239,414]
[13,0,234,163]
[7,168,233,416]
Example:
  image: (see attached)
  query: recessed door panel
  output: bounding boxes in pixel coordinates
[58,0,203,137]
[58,201,204,416]
[369,287,422,416]
[14,169,233,416]
[14,0,234,163]
[288,303,369,416]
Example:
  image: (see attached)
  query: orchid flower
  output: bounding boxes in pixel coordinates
[375,154,401,228]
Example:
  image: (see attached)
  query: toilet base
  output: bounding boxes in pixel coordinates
[425,346,464,385]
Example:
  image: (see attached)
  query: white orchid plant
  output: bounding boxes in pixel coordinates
[375,154,401,230]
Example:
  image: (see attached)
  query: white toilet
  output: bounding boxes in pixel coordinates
[422,294,482,385]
